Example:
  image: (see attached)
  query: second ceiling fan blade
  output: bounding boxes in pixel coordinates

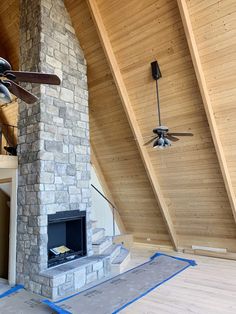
[168,132,193,137]
[166,134,179,142]
[144,136,158,146]
[8,80,38,104]
[5,71,61,85]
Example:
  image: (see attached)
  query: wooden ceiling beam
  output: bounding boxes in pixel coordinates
[177,0,236,223]
[86,0,178,250]
[91,143,126,234]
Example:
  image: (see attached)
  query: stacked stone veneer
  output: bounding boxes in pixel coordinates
[41,254,111,299]
[17,0,94,297]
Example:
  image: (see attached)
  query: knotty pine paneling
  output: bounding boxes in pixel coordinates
[96,0,236,251]
[187,0,236,199]
[0,0,19,69]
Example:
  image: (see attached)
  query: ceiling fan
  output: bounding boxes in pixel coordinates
[144,61,193,148]
[0,57,61,104]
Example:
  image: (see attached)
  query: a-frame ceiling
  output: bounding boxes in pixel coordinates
[0,0,236,254]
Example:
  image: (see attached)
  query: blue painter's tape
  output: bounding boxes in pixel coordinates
[50,252,196,305]
[43,252,196,313]
[0,284,24,299]
[150,252,197,266]
[43,300,72,314]
[53,256,158,304]
[112,263,191,313]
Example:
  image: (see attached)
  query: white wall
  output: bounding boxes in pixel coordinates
[0,183,11,196]
[91,166,120,236]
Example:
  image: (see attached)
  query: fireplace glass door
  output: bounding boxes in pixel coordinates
[48,210,87,267]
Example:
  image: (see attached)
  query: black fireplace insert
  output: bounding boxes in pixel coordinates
[47,210,87,268]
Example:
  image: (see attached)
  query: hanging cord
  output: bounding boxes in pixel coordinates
[155,79,161,126]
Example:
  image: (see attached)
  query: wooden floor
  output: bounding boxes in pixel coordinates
[121,244,236,314]
[0,244,235,313]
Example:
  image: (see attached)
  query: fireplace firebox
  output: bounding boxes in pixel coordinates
[48,210,87,268]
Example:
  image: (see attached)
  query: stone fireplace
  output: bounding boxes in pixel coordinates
[16,0,103,299]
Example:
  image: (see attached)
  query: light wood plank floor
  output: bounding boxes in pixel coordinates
[121,244,236,314]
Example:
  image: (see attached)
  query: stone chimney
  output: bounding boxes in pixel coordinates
[17,0,92,296]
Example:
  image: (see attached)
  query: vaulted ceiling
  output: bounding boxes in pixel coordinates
[1,0,236,255]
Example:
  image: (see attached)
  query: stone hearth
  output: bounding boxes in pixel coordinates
[40,254,111,299]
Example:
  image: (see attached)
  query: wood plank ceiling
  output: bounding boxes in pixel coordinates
[187,0,236,204]
[65,0,171,247]
[0,0,19,134]
[0,0,236,253]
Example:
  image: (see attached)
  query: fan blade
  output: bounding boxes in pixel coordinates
[7,80,38,104]
[144,136,158,146]
[5,71,61,85]
[168,132,193,137]
[166,134,179,142]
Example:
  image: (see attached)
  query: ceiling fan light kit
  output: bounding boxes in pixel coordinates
[0,80,12,103]
[144,60,193,149]
[153,136,171,149]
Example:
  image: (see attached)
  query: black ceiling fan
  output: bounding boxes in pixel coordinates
[0,57,61,104]
[144,61,193,148]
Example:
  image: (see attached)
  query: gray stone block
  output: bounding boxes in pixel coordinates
[39,172,54,184]
[42,284,53,298]
[93,261,103,272]
[93,261,103,271]
[74,269,86,290]
[60,87,74,103]
[38,191,55,204]
[86,264,93,274]
[50,274,66,287]
[66,273,74,283]
[97,268,104,280]
[45,140,63,153]
[25,192,38,205]
[29,281,42,295]
[86,271,97,284]
[55,191,69,203]
[58,281,74,296]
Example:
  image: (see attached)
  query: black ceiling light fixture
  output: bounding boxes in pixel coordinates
[0,80,12,104]
[0,58,12,104]
[145,60,193,149]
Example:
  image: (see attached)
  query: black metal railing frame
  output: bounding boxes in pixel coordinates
[91,184,120,237]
